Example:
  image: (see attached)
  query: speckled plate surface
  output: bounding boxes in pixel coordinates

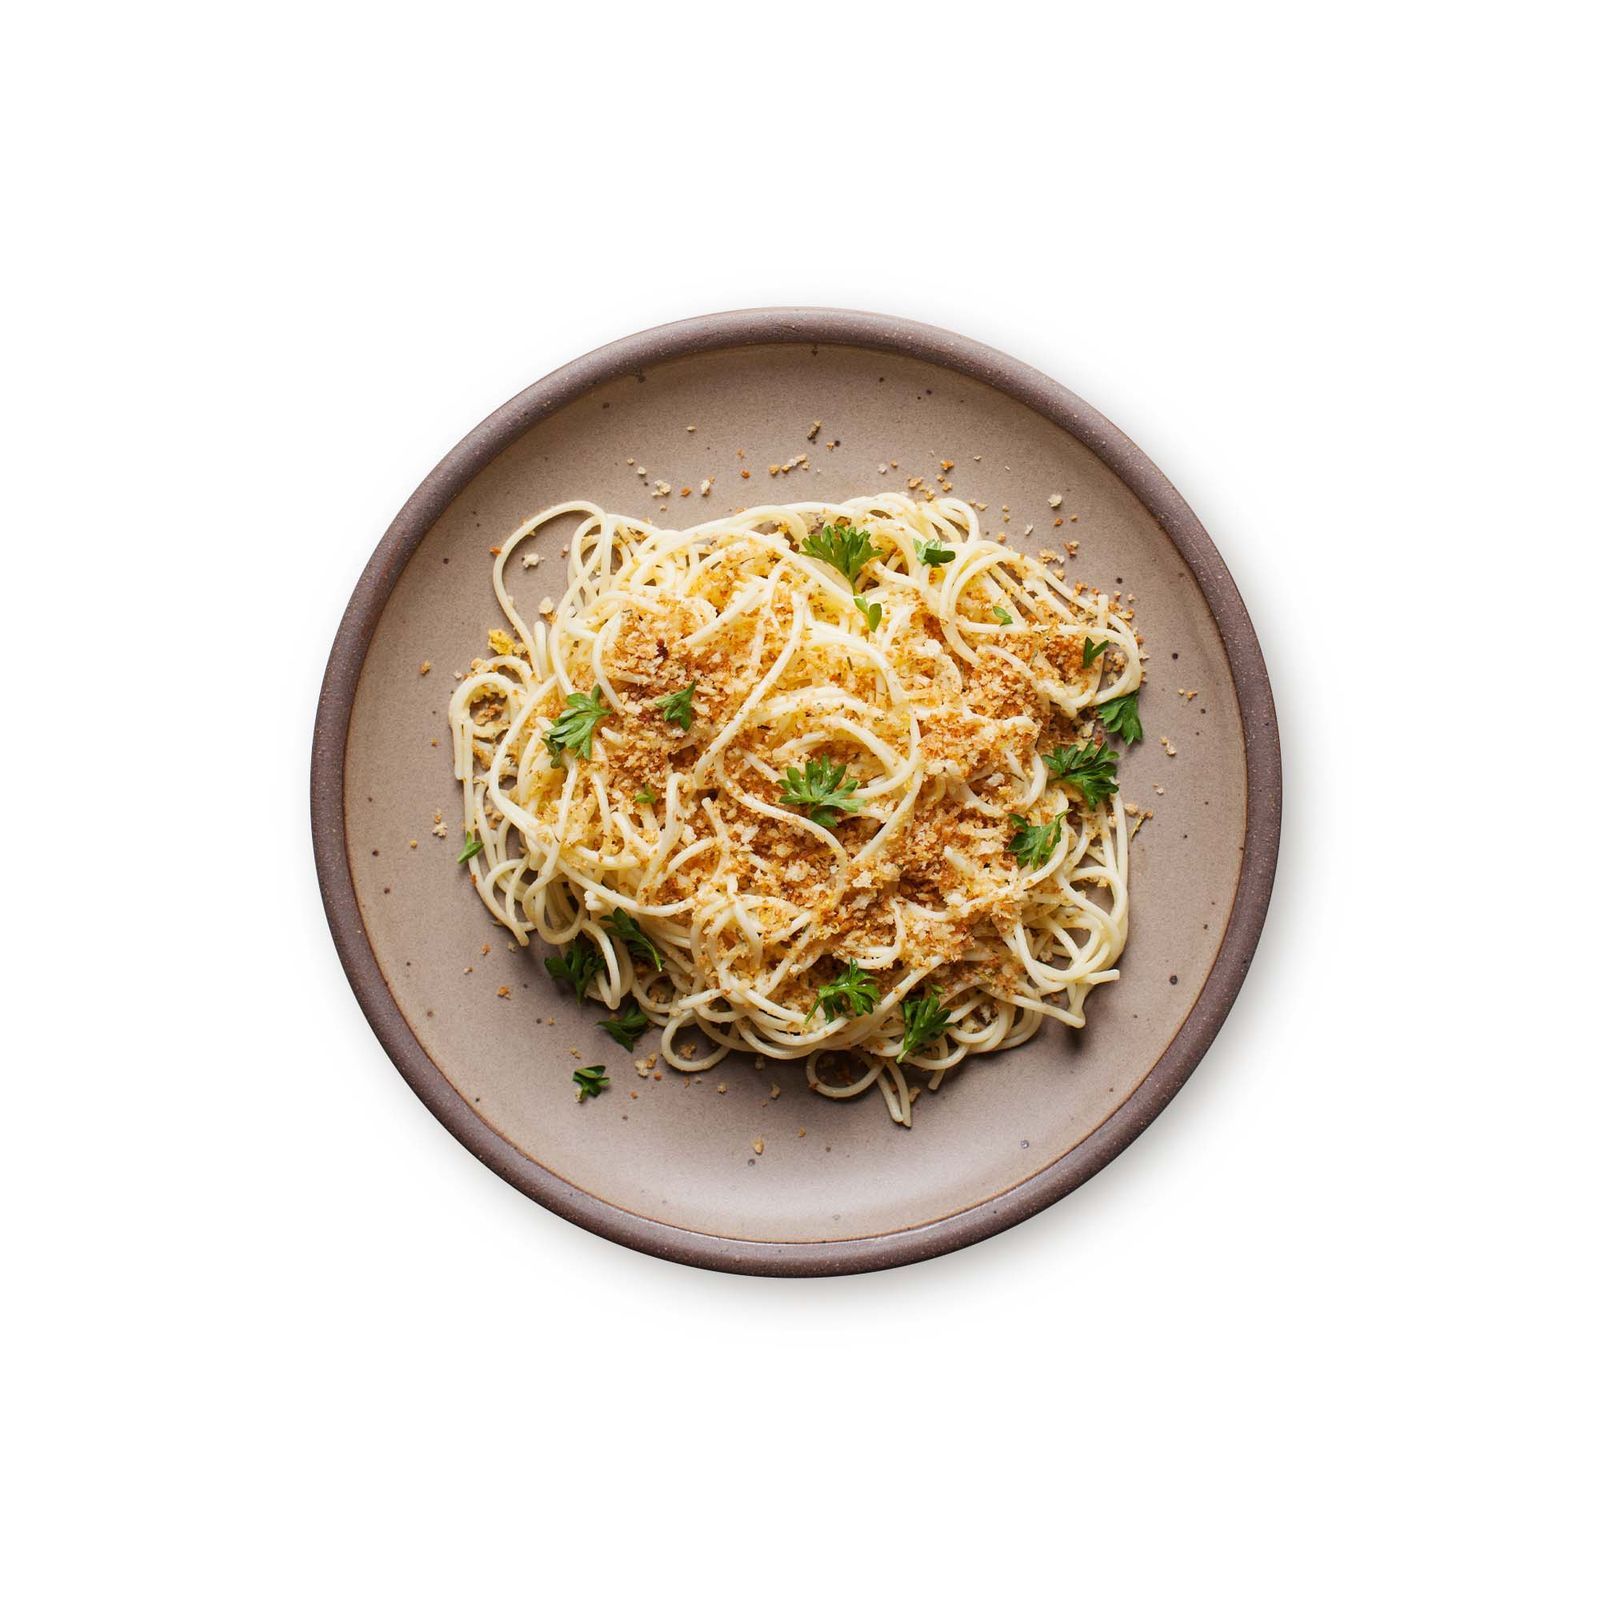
[313,309,1280,1275]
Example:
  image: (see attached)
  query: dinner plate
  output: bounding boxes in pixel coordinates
[312,309,1280,1275]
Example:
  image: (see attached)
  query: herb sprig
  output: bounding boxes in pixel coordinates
[914,538,956,568]
[779,756,862,828]
[1042,742,1119,805]
[897,987,952,1063]
[1098,690,1143,744]
[1007,812,1067,870]
[456,832,484,864]
[806,960,882,1023]
[993,606,1013,625]
[544,938,601,999]
[572,1064,610,1101]
[544,687,610,766]
[1082,637,1109,666]
[854,596,883,632]
[604,908,663,972]
[801,522,880,588]
[656,683,696,731]
[597,1005,650,1049]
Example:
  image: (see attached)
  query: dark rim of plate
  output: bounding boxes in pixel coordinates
[311,308,1282,1276]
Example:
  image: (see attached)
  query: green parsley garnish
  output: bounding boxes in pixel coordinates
[544,686,610,766]
[604,907,663,972]
[456,832,484,864]
[897,986,953,1063]
[1082,636,1109,666]
[801,522,880,588]
[779,756,862,828]
[993,606,1013,624]
[806,960,881,1023]
[656,682,696,731]
[1098,690,1144,744]
[854,596,883,632]
[1042,741,1119,805]
[1007,812,1067,870]
[634,786,658,805]
[597,1005,650,1049]
[544,938,601,999]
[914,538,956,567]
[572,1064,610,1101]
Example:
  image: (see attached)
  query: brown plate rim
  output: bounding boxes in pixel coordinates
[311,307,1281,1276]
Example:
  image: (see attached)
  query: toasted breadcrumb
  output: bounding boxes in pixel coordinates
[752,1138,764,1155]
[419,660,432,675]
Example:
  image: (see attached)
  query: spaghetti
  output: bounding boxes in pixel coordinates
[448,494,1144,1123]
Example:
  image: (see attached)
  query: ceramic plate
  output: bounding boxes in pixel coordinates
[312,309,1280,1274]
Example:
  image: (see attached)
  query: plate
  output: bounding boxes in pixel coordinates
[312,309,1280,1274]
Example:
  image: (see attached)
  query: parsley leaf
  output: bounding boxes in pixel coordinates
[456,832,484,864]
[801,522,880,588]
[806,960,881,1023]
[1007,812,1067,870]
[634,786,658,805]
[544,938,601,999]
[597,1005,650,1049]
[656,682,696,731]
[604,907,663,972]
[1042,741,1119,805]
[572,1064,610,1101]
[1098,690,1144,744]
[993,606,1013,624]
[1082,636,1109,666]
[544,686,610,766]
[914,538,956,567]
[854,596,883,632]
[779,756,862,828]
[897,986,952,1063]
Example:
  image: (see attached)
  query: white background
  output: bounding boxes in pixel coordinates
[4,3,1596,1595]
